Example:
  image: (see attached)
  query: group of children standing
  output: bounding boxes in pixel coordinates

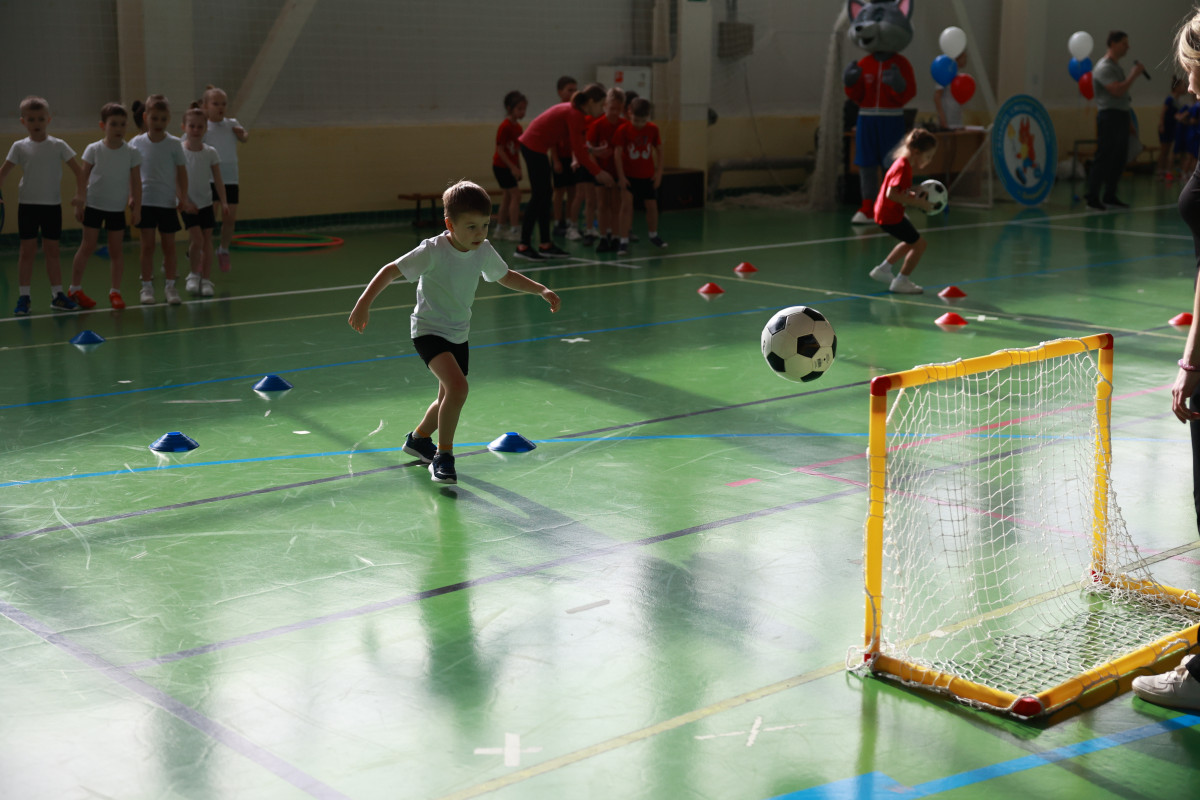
[2,87,244,315]
[491,76,666,261]
[1160,76,1200,180]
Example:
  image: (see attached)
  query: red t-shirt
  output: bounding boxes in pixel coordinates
[587,114,623,172]
[874,156,912,225]
[614,121,661,180]
[518,102,602,175]
[493,118,523,168]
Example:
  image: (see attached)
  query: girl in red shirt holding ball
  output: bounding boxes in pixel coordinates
[868,128,937,294]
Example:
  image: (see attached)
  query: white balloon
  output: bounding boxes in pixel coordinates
[1068,31,1094,60]
[939,27,967,59]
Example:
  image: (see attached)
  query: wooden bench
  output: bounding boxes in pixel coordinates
[398,188,531,228]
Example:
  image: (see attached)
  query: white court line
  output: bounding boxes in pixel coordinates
[1,203,1182,328]
[1022,223,1194,240]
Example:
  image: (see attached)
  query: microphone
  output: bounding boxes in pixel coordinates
[1134,60,1151,81]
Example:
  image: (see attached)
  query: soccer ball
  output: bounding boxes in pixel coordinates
[918,179,948,215]
[761,306,837,383]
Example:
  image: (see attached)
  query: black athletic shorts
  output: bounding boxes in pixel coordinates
[552,163,575,189]
[412,334,469,376]
[181,206,216,230]
[82,206,127,231]
[493,165,518,190]
[573,165,594,185]
[17,203,63,240]
[626,176,657,202]
[137,205,182,233]
[212,183,239,205]
[880,217,921,245]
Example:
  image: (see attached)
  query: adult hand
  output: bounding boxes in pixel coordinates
[1171,367,1200,422]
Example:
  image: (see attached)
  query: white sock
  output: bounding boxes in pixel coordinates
[19,285,31,297]
[620,237,629,244]
[142,280,154,290]
[649,230,658,238]
[68,285,81,294]
[50,285,63,297]
[111,288,121,295]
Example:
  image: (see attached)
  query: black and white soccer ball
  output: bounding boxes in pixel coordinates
[918,179,948,215]
[761,306,837,383]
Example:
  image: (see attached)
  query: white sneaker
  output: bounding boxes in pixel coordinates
[164,282,181,305]
[186,272,201,294]
[1132,655,1200,709]
[200,279,215,297]
[140,285,156,305]
[868,263,894,284]
[566,223,582,241]
[889,274,923,294]
[851,210,874,224]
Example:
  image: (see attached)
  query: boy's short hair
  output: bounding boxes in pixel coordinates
[1107,30,1128,47]
[100,102,127,122]
[628,98,652,118]
[20,96,48,116]
[606,87,626,105]
[556,75,578,92]
[442,180,492,221]
[503,90,527,112]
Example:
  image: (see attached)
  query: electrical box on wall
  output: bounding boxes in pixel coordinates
[595,66,652,101]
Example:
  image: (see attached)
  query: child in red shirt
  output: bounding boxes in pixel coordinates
[614,98,665,256]
[587,87,625,252]
[493,91,526,241]
[868,128,937,294]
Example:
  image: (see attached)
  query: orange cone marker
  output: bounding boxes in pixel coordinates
[1170,312,1194,327]
[734,262,758,275]
[938,285,967,299]
[698,282,725,295]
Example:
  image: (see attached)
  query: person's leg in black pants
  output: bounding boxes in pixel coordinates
[520,144,552,248]
[1102,111,1131,204]
[1087,110,1129,205]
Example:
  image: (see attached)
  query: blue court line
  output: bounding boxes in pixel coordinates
[2,431,1182,489]
[772,712,1200,799]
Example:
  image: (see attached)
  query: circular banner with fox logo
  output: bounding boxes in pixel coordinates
[992,94,1058,206]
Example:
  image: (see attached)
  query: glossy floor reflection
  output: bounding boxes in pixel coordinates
[3,179,1200,799]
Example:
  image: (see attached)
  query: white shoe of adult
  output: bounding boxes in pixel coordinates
[1132,655,1200,710]
[889,274,923,294]
[850,210,874,224]
[868,263,894,284]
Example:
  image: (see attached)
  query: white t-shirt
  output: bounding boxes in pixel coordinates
[129,133,185,208]
[4,136,76,205]
[182,144,221,210]
[82,140,142,213]
[204,118,242,184]
[395,232,510,343]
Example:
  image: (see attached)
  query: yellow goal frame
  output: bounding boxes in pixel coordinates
[863,333,1200,717]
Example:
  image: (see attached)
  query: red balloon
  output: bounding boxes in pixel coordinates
[950,73,976,105]
[1078,72,1094,100]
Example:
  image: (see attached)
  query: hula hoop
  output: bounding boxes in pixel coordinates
[231,233,344,250]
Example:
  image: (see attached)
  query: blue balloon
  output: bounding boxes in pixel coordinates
[931,55,958,87]
[1080,57,1093,74]
[1068,57,1085,81]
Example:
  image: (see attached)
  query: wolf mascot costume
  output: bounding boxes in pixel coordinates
[844,0,917,223]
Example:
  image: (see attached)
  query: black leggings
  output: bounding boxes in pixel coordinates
[521,144,553,247]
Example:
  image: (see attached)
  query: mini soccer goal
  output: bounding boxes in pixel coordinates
[859,334,1200,718]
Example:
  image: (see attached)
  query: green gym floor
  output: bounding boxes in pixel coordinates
[3,178,1200,799]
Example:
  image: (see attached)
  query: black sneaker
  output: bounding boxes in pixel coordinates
[595,236,616,253]
[552,221,568,236]
[1085,197,1106,211]
[403,431,436,463]
[430,452,457,484]
[513,246,544,261]
[617,241,629,256]
[13,295,31,316]
[1103,197,1130,209]
[581,232,597,246]
[50,292,79,312]
[538,244,570,258]
[649,235,668,248]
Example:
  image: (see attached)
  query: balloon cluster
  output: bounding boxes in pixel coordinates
[1067,31,1095,99]
[930,27,975,104]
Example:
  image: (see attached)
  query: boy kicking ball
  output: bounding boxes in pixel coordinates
[348,180,561,485]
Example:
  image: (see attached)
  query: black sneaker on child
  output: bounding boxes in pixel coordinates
[429,452,457,484]
[539,244,570,258]
[649,235,668,248]
[617,241,629,256]
[1103,197,1130,209]
[552,221,568,236]
[595,236,616,253]
[1085,197,1106,211]
[403,431,437,463]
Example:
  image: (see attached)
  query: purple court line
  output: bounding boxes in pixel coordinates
[0,599,350,800]
[121,485,862,672]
